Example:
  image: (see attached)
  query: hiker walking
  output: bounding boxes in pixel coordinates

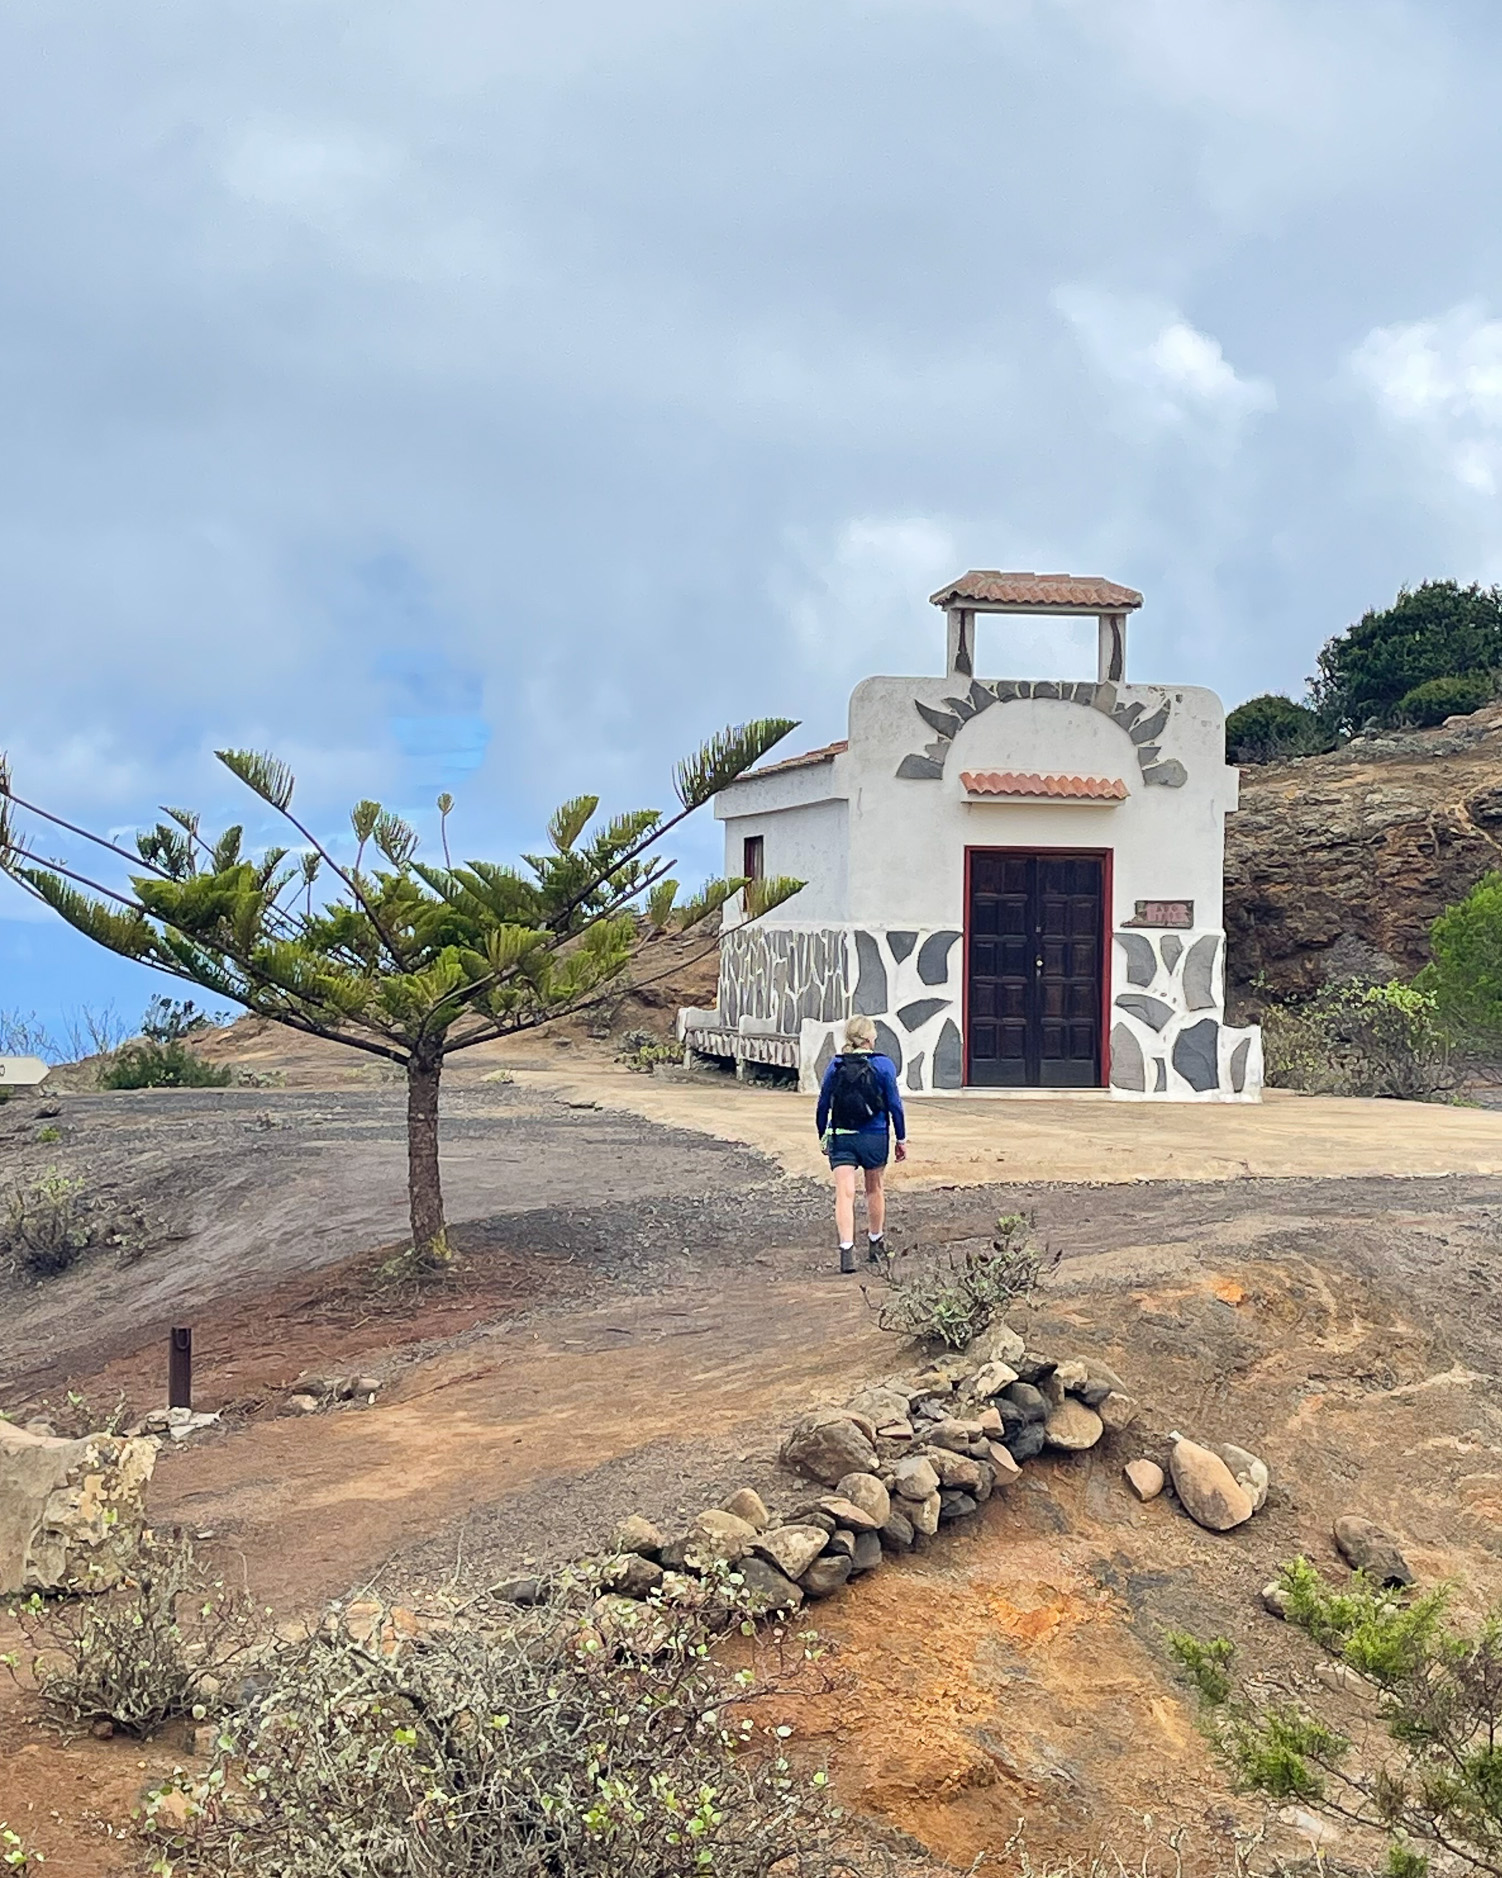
[816,1014,907,1274]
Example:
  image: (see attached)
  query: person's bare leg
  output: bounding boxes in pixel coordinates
[865,1166,886,1239]
[834,1164,857,1246]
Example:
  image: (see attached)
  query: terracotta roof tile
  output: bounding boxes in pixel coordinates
[744,738,848,779]
[960,770,1128,801]
[930,571,1143,612]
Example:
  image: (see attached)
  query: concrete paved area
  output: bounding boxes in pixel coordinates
[509,1059,1502,1184]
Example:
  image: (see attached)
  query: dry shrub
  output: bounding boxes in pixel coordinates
[1,1169,92,1277]
[5,1537,261,1735]
[143,1569,925,1878]
[868,1214,1046,1350]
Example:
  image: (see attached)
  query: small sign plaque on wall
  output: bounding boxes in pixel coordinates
[1126,899,1194,929]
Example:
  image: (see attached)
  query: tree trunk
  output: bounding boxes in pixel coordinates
[406,1046,449,1266]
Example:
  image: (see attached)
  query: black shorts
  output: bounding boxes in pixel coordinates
[827,1131,890,1171]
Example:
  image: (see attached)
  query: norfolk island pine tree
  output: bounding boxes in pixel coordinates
[0,721,804,1268]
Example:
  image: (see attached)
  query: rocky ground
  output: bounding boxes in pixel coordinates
[6,1035,1502,1873]
[1226,699,1502,1003]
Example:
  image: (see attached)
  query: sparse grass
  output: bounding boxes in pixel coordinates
[867,1213,1047,1349]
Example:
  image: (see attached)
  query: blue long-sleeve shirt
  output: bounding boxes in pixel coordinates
[816,1052,906,1140]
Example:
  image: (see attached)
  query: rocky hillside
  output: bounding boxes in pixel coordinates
[1226,700,1502,1005]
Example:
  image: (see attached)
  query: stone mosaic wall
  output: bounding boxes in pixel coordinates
[718,926,850,1033]
[715,918,1261,1099]
[1107,928,1262,1101]
[796,927,964,1095]
[895,679,1187,789]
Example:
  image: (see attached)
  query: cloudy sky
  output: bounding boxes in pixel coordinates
[4,0,1502,1036]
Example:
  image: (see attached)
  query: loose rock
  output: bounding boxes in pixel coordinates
[686,1509,758,1564]
[845,1386,912,1428]
[817,1494,883,1534]
[1098,1392,1140,1433]
[850,1531,883,1574]
[1044,1400,1104,1451]
[1169,1438,1254,1532]
[938,1489,978,1521]
[614,1515,664,1558]
[780,1411,878,1486]
[910,1490,941,1536]
[881,1507,915,1549]
[722,1488,771,1530]
[1053,1360,1090,1392]
[1333,1515,1414,1587]
[925,1449,985,1493]
[754,1524,828,1581]
[1006,1422,1046,1463]
[491,1576,545,1606]
[892,1454,941,1501]
[1002,1382,1049,1423]
[800,1553,853,1598]
[834,1472,891,1526]
[285,1393,321,1416]
[970,1320,1026,1367]
[971,1361,1020,1399]
[0,1425,158,1595]
[986,1441,1022,1483]
[927,1417,984,1453]
[1261,1579,1290,1619]
[1217,1444,1269,1512]
[1124,1459,1164,1502]
[737,1555,804,1613]
[602,1553,665,1599]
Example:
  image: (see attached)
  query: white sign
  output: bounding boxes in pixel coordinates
[0,1055,49,1086]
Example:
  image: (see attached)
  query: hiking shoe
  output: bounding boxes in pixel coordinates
[867,1234,885,1265]
[839,1244,857,1275]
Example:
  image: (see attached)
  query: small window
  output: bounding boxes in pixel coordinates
[742,835,764,881]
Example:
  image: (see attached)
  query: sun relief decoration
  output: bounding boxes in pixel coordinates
[895,679,1187,788]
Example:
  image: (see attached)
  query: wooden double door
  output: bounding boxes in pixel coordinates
[966,849,1106,1087]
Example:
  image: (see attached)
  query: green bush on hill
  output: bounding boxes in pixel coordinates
[98,1039,231,1089]
[1224,693,1329,763]
[1394,671,1495,726]
[1310,579,1502,728]
[1419,870,1502,1040]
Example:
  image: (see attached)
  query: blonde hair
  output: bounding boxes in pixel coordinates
[843,1014,877,1052]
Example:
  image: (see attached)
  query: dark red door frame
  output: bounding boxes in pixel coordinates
[961,845,1113,1090]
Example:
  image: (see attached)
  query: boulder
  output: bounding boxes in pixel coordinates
[667,1510,757,1568]
[1044,1401,1104,1451]
[834,1472,891,1526]
[0,1424,157,1595]
[817,1495,882,1534]
[850,1531,883,1574]
[1098,1392,1140,1433]
[1002,1382,1049,1423]
[970,1320,1026,1367]
[926,1418,985,1453]
[601,1553,665,1599]
[910,1490,941,1536]
[924,1448,985,1493]
[799,1553,853,1598]
[754,1524,829,1581]
[845,1386,912,1428]
[721,1488,771,1531]
[891,1454,941,1502]
[970,1361,1020,1399]
[880,1506,915,1549]
[1169,1439,1254,1532]
[614,1515,664,1558]
[1217,1444,1269,1512]
[1124,1459,1164,1502]
[1006,1422,1046,1463]
[737,1555,804,1614]
[1333,1515,1414,1588]
[780,1411,878,1486]
[986,1442,1022,1484]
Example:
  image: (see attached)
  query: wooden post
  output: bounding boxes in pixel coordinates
[168,1327,192,1410]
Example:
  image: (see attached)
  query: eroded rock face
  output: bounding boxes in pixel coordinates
[1226,707,1502,1002]
[0,1425,157,1594]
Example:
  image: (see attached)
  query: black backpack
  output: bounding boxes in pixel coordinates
[829,1052,886,1130]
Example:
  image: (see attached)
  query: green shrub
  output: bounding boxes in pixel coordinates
[1171,1556,1502,1878]
[99,1039,231,1090]
[618,1028,680,1072]
[1,1170,91,1277]
[1261,979,1457,1100]
[138,1570,915,1878]
[1224,693,1329,764]
[869,1213,1044,1349]
[1420,871,1502,1040]
[1395,671,1495,726]
[6,1537,259,1735]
